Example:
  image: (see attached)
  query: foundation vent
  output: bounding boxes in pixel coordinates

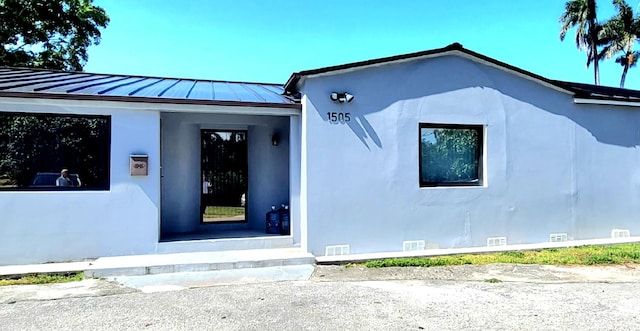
[549,233,568,242]
[325,245,350,256]
[611,229,631,238]
[403,240,426,252]
[487,237,507,247]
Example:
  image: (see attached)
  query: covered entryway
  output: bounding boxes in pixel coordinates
[0,66,305,265]
[159,110,300,248]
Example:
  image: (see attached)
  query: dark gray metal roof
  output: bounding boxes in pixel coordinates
[0,67,298,108]
[551,80,640,102]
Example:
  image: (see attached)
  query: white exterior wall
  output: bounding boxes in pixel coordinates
[289,115,304,249]
[0,99,300,265]
[300,55,640,256]
[0,99,160,265]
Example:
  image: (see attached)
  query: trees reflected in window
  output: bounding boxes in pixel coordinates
[419,124,483,187]
[201,130,247,223]
[0,112,111,190]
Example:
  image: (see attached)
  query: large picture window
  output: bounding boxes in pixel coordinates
[0,112,111,191]
[419,123,483,187]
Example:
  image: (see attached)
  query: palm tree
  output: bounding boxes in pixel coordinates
[560,0,602,85]
[599,0,640,88]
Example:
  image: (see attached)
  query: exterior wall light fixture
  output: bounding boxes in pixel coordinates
[330,92,354,103]
[272,133,280,146]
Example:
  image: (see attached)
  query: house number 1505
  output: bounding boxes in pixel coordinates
[327,112,351,123]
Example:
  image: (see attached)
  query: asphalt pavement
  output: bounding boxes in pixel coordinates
[1,264,640,330]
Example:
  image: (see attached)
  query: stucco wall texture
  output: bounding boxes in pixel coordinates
[0,107,293,265]
[300,55,640,256]
[0,102,161,265]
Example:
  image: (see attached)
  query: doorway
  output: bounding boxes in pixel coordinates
[201,129,248,223]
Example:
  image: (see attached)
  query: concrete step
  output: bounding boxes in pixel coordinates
[112,265,316,292]
[84,248,315,278]
[156,235,294,254]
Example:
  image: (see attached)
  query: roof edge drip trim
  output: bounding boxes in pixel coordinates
[0,91,302,109]
[573,97,640,107]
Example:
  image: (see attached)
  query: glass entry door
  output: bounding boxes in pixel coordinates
[201,130,247,223]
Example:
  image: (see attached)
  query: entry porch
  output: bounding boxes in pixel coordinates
[159,110,302,251]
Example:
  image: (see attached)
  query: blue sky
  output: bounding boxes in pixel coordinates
[84,1,638,89]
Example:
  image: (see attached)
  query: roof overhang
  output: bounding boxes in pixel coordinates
[284,43,575,96]
[0,92,301,116]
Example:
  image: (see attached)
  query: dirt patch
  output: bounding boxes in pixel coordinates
[0,279,136,304]
[311,263,640,283]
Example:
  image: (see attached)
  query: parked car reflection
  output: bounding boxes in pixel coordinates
[30,172,82,188]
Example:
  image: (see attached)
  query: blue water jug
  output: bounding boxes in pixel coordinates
[279,204,290,235]
[266,205,280,234]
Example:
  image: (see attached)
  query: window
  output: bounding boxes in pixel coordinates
[0,112,111,190]
[419,123,483,187]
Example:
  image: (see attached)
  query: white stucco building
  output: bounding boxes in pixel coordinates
[1,43,639,265]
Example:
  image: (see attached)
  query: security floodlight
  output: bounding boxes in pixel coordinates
[330,92,354,103]
[344,93,354,103]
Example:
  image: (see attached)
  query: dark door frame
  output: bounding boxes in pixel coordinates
[200,129,249,225]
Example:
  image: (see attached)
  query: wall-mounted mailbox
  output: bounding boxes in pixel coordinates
[130,155,148,176]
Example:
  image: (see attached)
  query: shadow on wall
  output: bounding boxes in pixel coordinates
[308,55,639,149]
[487,67,640,148]
[348,114,382,150]
[307,56,501,150]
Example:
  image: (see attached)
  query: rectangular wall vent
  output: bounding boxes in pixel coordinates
[549,233,568,242]
[487,237,507,247]
[403,240,426,252]
[325,245,350,256]
[611,229,631,238]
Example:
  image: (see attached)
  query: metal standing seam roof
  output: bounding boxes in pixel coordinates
[0,67,299,108]
[550,80,640,102]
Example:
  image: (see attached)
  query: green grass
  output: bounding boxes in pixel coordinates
[363,243,640,268]
[484,278,502,283]
[0,272,84,286]
[203,206,245,218]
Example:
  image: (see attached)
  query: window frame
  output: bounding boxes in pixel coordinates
[0,111,112,192]
[418,123,484,188]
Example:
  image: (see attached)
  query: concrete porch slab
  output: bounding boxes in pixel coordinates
[111,265,315,292]
[156,235,295,254]
[84,248,315,278]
